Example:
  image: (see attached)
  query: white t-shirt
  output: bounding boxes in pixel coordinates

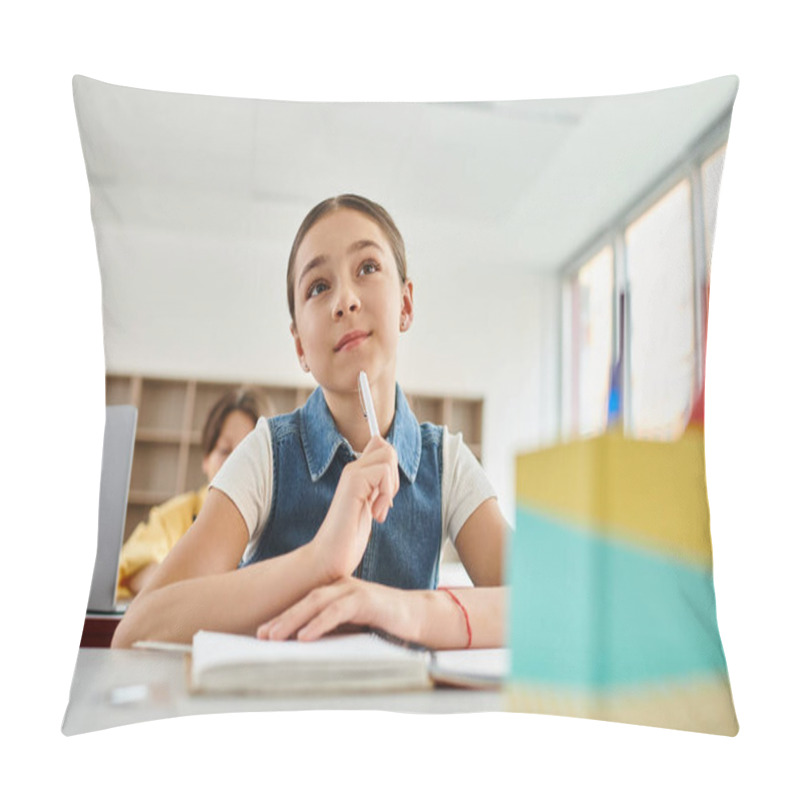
[211,416,496,565]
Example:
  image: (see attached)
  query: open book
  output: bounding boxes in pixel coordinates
[188,630,508,695]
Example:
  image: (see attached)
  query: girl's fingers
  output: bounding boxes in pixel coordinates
[257,581,373,643]
[297,594,357,641]
[259,585,338,640]
[374,488,395,523]
[366,461,397,522]
[367,485,389,523]
[359,443,400,497]
[362,435,387,455]
[344,444,399,520]
[258,580,369,641]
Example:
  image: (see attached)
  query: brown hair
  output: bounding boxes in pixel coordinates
[286,194,407,323]
[201,387,271,455]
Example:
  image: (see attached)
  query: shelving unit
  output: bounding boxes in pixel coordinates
[107,373,483,567]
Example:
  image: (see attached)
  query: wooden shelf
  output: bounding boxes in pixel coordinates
[405,392,483,456]
[128,489,175,506]
[134,429,195,444]
[108,373,483,547]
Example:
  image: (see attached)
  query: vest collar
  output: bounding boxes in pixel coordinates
[299,384,422,484]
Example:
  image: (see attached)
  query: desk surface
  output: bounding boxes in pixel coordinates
[63,647,505,735]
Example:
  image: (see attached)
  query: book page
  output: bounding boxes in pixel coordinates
[193,631,429,673]
[429,648,509,687]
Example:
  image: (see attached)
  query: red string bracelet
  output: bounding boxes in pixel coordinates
[438,587,472,649]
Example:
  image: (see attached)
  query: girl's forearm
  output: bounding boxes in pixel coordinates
[414,586,507,650]
[111,541,330,648]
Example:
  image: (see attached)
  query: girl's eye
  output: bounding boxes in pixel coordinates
[307,280,328,298]
[359,260,379,276]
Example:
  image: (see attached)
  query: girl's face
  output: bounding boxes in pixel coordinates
[201,409,255,482]
[291,208,413,396]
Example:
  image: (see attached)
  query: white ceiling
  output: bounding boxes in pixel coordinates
[72,74,738,392]
[75,74,738,280]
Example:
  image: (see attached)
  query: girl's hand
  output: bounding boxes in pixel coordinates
[312,435,400,581]
[256,577,420,644]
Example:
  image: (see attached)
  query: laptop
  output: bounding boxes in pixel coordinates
[86,405,138,614]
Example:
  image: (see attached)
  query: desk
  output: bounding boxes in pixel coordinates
[63,647,505,735]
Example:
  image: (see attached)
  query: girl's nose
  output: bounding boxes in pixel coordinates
[333,284,361,317]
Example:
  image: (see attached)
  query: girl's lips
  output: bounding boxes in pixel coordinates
[335,331,370,352]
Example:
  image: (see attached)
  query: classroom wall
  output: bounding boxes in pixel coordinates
[398,267,561,523]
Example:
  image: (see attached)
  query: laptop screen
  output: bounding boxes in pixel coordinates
[86,405,137,614]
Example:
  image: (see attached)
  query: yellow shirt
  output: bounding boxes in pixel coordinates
[117,486,209,599]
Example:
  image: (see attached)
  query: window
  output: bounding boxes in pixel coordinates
[561,247,614,438]
[625,180,696,440]
[559,133,728,442]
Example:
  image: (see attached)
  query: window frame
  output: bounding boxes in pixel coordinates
[557,114,733,438]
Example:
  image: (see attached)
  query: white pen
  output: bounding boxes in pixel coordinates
[358,370,380,438]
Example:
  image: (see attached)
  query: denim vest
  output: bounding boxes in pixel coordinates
[242,385,443,590]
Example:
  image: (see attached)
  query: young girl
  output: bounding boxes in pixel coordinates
[116,387,267,598]
[112,195,508,650]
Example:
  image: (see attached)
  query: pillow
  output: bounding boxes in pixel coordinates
[66,74,738,736]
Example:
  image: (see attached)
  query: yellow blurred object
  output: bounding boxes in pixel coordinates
[516,426,712,568]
